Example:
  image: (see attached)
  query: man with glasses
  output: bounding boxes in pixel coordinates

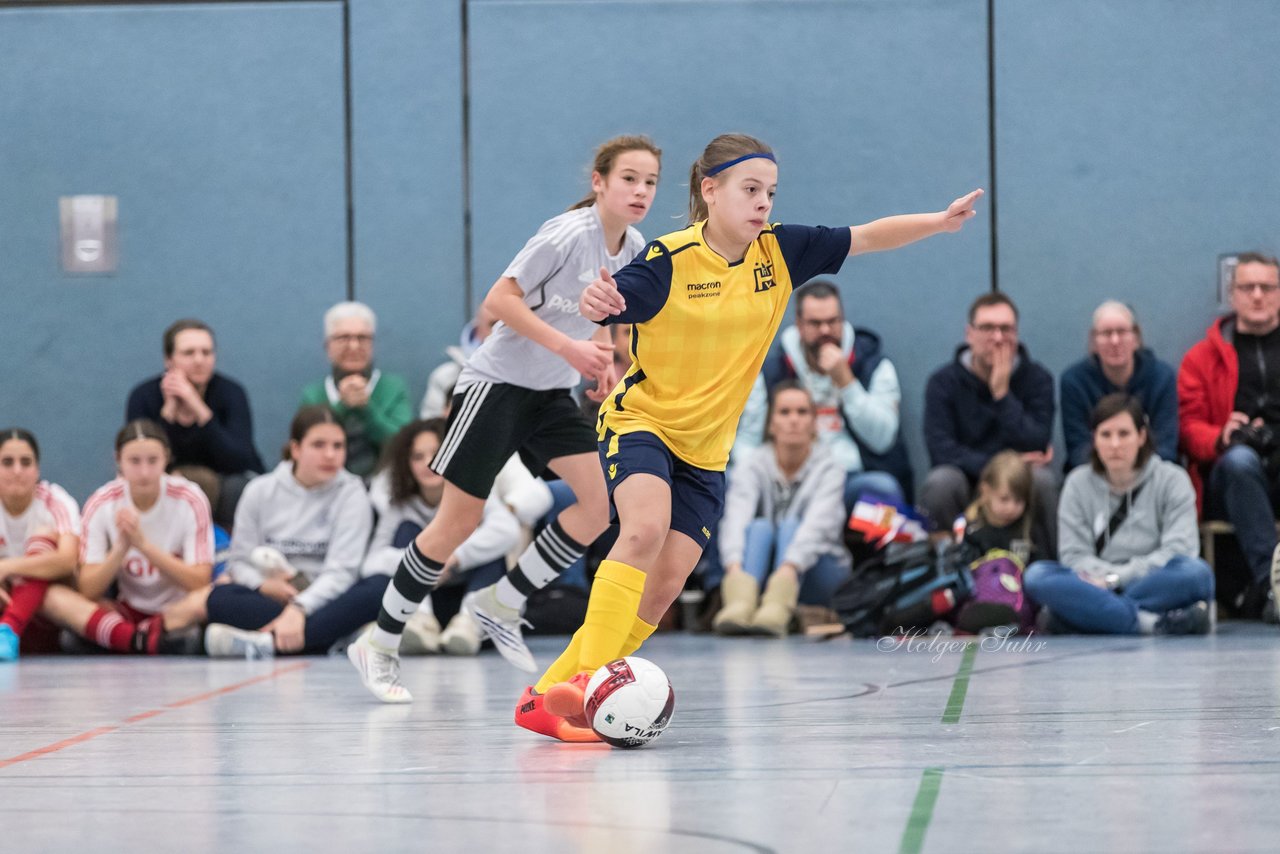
[921,292,1057,550]
[301,301,412,478]
[736,279,913,504]
[1060,301,1178,469]
[1179,252,1280,617]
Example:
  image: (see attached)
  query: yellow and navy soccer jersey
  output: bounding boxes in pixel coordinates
[598,220,851,471]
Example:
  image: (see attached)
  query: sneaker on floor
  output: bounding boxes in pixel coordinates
[1156,600,1212,635]
[463,586,535,672]
[543,670,593,729]
[204,624,275,659]
[401,611,443,656]
[0,624,18,661]
[514,685,600,743]
[440,610,483,656]
[347,630,412,703]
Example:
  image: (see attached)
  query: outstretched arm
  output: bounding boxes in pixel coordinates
[849,189,983,256]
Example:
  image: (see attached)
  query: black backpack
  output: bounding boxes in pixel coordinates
[831,541,968,637]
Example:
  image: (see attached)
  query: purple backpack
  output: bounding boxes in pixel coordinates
[956,550,1034,633]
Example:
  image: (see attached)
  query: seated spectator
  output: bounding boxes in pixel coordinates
[1179,252,1280,616]
[301,302,412,478]
[419,306,496,419]
[126,319,264,528]
[951,451,1050,633]
[0,429,80,660]
[712,382,849,637]
[364,419,520,656]
[1060,301,1177,469]
[957,450,1051,565]
[921,292,1058,553]
[41,420,213,654]
[1024,394,1213,634]
[736,279,912,504]
[176,406,376,657]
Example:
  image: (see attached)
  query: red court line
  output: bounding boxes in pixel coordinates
[0,662,311,771]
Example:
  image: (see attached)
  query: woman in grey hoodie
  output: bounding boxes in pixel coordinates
[713,381,850,637]
[1024,394,1213,634]
[189,406,376,656]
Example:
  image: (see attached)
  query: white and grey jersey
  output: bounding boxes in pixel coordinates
[459,204,644,391]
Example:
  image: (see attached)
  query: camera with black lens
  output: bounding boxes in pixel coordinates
[1229,422,1278,456]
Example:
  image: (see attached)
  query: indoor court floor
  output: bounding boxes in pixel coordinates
[3,626,1279,853]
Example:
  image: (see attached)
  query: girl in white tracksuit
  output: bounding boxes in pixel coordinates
[198,405,375,655]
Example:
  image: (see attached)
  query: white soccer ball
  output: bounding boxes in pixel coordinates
[585,656,675,749]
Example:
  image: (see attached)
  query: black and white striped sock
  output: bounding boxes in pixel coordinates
[494,519,587,609]
[372,541,444,649]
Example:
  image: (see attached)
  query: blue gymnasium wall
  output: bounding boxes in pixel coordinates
[3,0,1280,501]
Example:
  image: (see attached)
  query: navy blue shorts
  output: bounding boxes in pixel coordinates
[598,430,725,552]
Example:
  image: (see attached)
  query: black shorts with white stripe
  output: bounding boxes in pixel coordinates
[431,382,597,499]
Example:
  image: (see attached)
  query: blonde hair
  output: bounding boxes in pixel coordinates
[686,133,774,223]
[568,135,663,211]
[965,450,1033,538]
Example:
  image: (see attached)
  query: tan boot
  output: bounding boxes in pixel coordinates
[400,608,442,656]
[750,571,800,638]
[713,572,760,635]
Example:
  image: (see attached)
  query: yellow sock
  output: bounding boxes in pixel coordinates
[619,615,658,658]
[534,630,583,694]
[575,559,646,675]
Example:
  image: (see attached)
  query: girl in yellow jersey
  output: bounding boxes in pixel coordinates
[515,132,982,741]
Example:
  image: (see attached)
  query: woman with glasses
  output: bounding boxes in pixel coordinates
[300,301,413,479]
[1059,301,1178,470]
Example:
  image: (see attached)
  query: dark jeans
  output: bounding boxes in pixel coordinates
[1207,444,1279,584]
[1024,555,1214,634]
[206,576,387,654]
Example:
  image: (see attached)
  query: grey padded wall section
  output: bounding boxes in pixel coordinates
[349,0,465,407]
[468,0,991,483]
[0,3,348,500]
[996,0,1280,455]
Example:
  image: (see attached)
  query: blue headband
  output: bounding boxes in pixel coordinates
[705,152,776,177]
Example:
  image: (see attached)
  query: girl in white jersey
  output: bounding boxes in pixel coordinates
[350,135,662,702]
[0,428,80,661]
[42,421,213,655]
[192,405,375,657]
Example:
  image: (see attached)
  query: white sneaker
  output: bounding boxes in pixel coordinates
[401,611,442,656]
[462,586,536,672]
[204,624,274,659]
[347,631,412,703]
[439,610,482,656]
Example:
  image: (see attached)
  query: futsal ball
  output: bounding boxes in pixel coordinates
[585,656,675,749]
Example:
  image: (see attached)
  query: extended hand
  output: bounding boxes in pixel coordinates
[941,189,984,232]
[585,361,619,403]
[580,267,626,321]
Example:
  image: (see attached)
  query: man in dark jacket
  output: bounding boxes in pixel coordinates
[921,292,1058,553]
[126,318,263,528]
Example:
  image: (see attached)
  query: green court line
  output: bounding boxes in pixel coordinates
[941,641,978,724]
[898,766,945,854]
